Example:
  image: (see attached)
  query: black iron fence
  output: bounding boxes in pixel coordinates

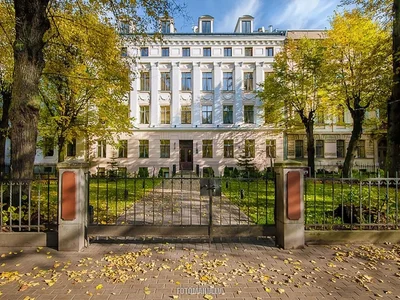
[87,172,276,228]
[0,175,58,232]
[305,175,400,230]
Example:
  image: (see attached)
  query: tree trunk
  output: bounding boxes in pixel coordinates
[387,0,400,177]
[300,111,315,175]
[343,101,365,178]
[57,135,65,163]
[0,89,11,177]
[9,0,50,180]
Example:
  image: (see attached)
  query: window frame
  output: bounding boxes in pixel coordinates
[202,140,213,158]
[66,139,76,157]
[357,140,366,158]
[203,47,211,57]
[118,140,128,158]
[202,20,211,33]
[223,105,233,124]
[97,140,107,158]
[140,71,150,91]
[161,47,170,57]
[316,140,324,158]
[182,47,190,57]
[245,139,255,158]
[244,47,253,57]
[202,72,213,91]
[140,105,150,124]
[295,140,304,158]
[243,72,254,91]
[181,106,192,124]
[139,140,149,158]
[224,47,232,57]
[140,47,149,56]
[242,20,251,33]
[181,72,192,91]
[160,105,171,124]
[337,140,345,158]
[224,139,234,158]
[266,47,274,57]
[160,140,170,158]
[161,20,171,33]
[160,72,171,91]
[222,72,233,91]
[266,139,276,158]
[202,105,213,124]
[244,105,254,124]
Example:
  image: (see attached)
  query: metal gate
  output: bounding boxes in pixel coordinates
[87,172,276,240]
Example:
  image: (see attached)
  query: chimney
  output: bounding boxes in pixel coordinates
[268,25,273,32]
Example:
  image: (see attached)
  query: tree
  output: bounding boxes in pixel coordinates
[340,0,399,176]
[0,3,14,176]
[39,5,131,162]
[4,0,183,180]
[325,10,391,178]
[259,37,328,175]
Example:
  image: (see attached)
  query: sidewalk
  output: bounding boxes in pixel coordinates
[0,239,398,299]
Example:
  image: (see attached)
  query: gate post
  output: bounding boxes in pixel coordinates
[275,161,305,249]
[57,160,89,251]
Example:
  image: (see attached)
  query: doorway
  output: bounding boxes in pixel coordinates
[179,140,193,171]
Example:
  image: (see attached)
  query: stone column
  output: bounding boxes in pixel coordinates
[171,62,180,126]
[57,160,89,251]
[213,62,222,124]
[275,161,305,249]
[192,62,201,126]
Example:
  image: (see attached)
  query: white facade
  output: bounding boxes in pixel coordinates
[31,17,385,176]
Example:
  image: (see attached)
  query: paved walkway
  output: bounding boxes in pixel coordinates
[118,177,253,226]
[0,240,399,299]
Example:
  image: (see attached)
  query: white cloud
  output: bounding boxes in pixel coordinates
[216,0,262,32]
[272,0,338,29]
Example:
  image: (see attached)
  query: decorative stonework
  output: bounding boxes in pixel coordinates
[221,92,235,100]
[200,92,213,101]
[138,92,150,103]
[159,93,171,103]
[180,92,193,102]
[243,92,256,100]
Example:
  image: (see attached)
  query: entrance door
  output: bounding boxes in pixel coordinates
[179,140,193,171]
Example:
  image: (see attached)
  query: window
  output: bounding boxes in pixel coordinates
[181,106,191,124]
[245,140,255,158]
[118,140,128,158]
[162,47,169,57]
[223,72,233,91]
[242,20,251,33]
[203,47,211,57]
[140,72,150,91]
[139,140,149,158]
[160,72,171,91]
[160,140,170,158]
[337,106,345,124]
[181,72,192,91]
[224,140,234,158]
[141,47,149,56]
[245,47,253,57]
[337,140,345,158]
[161,20,171,33]
[224,47,232,57]
[295,140,304,158]
[266,47,274,57]
[357,140,366,158]
[202,105,213,124]
[316,140,324,158]
[244,105,254,123]
[182,47,190,57]
[223,105,233,124]
[243,72,253,91]
[43,137,54,157]
[160,106,170,124]
[66,139,76,157]
[202,140,213,158]
[266,140,276,158]
[315,111,325,125]
[121,47,127,57]
[202,72,212,91]
[97,140,107,158]
[140,106,150,124]
[119,21,129,34]
[202,20,211,33]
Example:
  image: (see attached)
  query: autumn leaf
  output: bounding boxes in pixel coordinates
[203,295,213,300]
[96,284,103,290]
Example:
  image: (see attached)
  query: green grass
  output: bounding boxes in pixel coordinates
[89,177,162,224]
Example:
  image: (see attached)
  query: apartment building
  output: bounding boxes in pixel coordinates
[31,16,385,176]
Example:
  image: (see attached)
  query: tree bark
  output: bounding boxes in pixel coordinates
[343,98,366,178]
[0,89,11,177]
[9,0,50,180]
[387,0,400,177]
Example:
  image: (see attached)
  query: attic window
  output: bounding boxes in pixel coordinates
[242,21,251,33]
[202,21,211,33]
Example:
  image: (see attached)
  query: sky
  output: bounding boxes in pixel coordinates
[173,0,344,33]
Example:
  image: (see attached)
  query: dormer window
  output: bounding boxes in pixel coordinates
[202,21,211,33]
[161,20,171,33]
[242,21,251,33]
